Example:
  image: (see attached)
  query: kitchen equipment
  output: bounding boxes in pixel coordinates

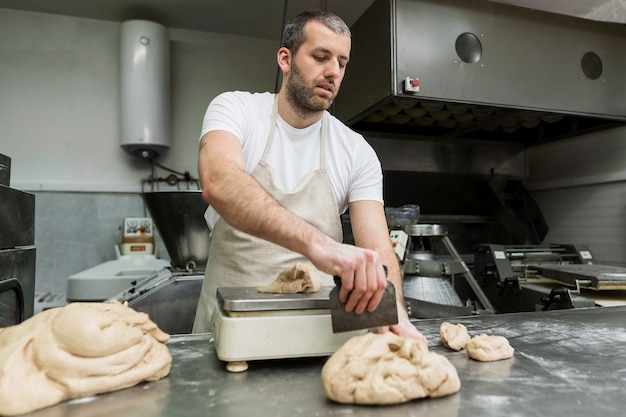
[474,243,625,312]
[401,224,494,319]
[120,217,155,255]
[142,190,210,269]
[329,275,398,333]
[67,254,171,302]
[109,267,203,334]
[120,20,170,160]
[109,190,211,333]
[210,286,366,369]
[335,0,626,144]
[0,153,35,328]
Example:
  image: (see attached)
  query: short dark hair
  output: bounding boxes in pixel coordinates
[281,11,351,54]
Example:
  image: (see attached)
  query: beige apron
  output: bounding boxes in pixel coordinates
[192,95,343,333]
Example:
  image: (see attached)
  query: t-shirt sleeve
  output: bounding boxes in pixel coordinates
[199,91,249,142]
[348,143,384,205]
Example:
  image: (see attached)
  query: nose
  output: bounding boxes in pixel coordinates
[324,59,342,79]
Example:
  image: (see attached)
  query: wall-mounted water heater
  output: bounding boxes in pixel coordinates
[120,20,170,160]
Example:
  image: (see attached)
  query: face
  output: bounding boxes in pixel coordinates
[284,22,351,118]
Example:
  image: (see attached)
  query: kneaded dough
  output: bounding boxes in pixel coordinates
[321,332,460,405]
[0,301,172,416]
[440,322,471,351]
[257,263,322,294]
[466,333,514,362]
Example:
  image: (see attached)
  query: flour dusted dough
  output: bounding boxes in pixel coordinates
[440,322,471,351]
[257,263,322,294]
[321,332,460,405]
[0,301,172,416]
[466,333,514,361]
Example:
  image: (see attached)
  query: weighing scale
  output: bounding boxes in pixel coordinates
[210,285,366,371]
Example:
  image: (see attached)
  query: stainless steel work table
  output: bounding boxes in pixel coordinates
[24,306,626,417]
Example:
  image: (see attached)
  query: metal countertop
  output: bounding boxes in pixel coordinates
[23,306,626,417]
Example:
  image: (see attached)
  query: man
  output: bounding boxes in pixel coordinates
[193,10,425,342]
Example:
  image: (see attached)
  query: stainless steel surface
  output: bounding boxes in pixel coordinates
[330,278,398,332]
[0,248,35,326]
[111,268,204,334]
[21,306,626,417]
[217,286,333,312]
[473,243,601,313]
[0,185,35,249]
[532,264,626,290]
[0,160,35,326]
[0,153,9,186]
[142,191,211,269]
[404,276,464,306]
[402,225,495,314]
[335,0,626,143]
[404,223,447,237]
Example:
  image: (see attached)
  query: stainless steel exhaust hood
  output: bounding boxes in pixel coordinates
[334,0,626,144]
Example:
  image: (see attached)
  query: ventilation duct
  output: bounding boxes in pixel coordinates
[335,0,626,144]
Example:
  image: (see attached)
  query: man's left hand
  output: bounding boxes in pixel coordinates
[374,305,428,345]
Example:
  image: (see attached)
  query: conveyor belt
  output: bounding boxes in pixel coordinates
[530,264,626,290]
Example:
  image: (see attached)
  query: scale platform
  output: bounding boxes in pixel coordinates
[211,286,366,370]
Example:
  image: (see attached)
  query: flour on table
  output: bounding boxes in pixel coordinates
[0,301,172,416]
[321,332,460,405]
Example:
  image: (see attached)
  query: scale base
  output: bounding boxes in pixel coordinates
[210,307,366,369]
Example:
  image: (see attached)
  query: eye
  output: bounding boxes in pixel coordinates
[314,56,326,62]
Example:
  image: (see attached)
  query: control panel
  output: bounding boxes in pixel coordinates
[120,217,155,255]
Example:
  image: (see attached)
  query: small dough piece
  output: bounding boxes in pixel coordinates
[0,301,172,416]
[321,332,460,405]
[257,263,322,294]
[440,322,471,351]
[466,333,514,362]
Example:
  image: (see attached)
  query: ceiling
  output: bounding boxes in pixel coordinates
[0,0,624,40]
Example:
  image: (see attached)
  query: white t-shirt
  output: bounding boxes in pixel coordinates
[200,91,383,229]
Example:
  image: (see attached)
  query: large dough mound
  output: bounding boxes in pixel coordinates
[0,301,172,416]
[440,322,471,351]
[466,333,514,362]
[321,332,460,405]
[257,263,322,294]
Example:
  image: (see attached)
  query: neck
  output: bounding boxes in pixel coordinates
[276,92,323,129]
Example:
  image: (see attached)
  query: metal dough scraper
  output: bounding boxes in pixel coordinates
[329,274,399,333]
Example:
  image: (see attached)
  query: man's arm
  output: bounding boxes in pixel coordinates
[198,131,388,313]
[348,200,427,342]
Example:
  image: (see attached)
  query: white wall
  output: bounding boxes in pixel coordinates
[0,8,278,295]
[0,8,278,192]
[526,126,626,266]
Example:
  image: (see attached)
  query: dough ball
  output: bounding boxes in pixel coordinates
[321,332,460,405]
[440,322,471,351]
[257,263,322,294]
[466,333,514,362]
[0,301,172,416]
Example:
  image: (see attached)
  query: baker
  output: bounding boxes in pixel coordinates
[192,10,426,342]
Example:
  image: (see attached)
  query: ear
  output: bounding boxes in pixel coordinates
[277,47,291,74]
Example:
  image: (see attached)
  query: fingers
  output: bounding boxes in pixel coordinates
[342,259,386,314]
[375,321,429,345]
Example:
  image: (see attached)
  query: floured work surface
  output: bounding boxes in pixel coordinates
[15,306,626,417]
